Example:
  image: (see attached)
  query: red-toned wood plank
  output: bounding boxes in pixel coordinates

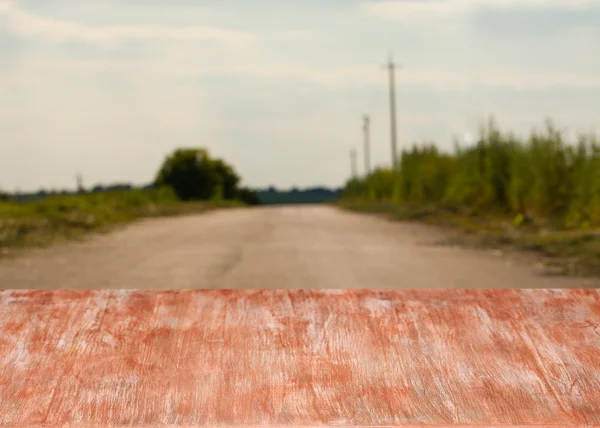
[1,289,599,426]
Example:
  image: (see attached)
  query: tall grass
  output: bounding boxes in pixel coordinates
[344,118,600,229]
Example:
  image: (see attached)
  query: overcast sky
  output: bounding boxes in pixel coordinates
[1,0,599,192]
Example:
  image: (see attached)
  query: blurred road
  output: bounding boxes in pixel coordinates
[0,205,597,288]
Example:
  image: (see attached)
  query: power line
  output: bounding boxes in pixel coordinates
[350,149,358,179]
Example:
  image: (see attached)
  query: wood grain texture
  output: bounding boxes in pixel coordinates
[1,289,599,427]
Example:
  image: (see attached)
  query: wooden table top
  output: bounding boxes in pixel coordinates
[1,289,599,427]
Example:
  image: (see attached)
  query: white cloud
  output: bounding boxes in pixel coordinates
[361,0,600,23]
[0,0,259,45]
[15,56,600,91]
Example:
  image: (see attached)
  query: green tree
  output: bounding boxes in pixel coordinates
[211,158,240,200]
[155,148,240,201]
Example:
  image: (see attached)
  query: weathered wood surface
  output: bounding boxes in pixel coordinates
[1,289,599,426]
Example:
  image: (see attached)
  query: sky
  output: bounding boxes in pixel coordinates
[1,0,600,192]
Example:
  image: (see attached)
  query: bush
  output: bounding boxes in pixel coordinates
[155,148,240,201]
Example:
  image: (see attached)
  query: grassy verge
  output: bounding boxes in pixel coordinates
[0,187,242,257]
[340,117,600,277]
[339,199,600,277]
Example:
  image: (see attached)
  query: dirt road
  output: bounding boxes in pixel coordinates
[0,205,598,288]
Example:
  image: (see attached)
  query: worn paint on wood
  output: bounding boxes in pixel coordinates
[1,289,599,426]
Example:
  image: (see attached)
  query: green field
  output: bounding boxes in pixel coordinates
[0,187,240,256]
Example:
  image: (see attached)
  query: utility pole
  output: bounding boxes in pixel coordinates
[76,173,84,194]
[350,149,358,179]
[363,114,371,176]
[383,53,401,169]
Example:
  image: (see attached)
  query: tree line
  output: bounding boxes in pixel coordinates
[256,187,342,205]
[3,148,345,207]
[2,148,262,206]
[154,149,342,205]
